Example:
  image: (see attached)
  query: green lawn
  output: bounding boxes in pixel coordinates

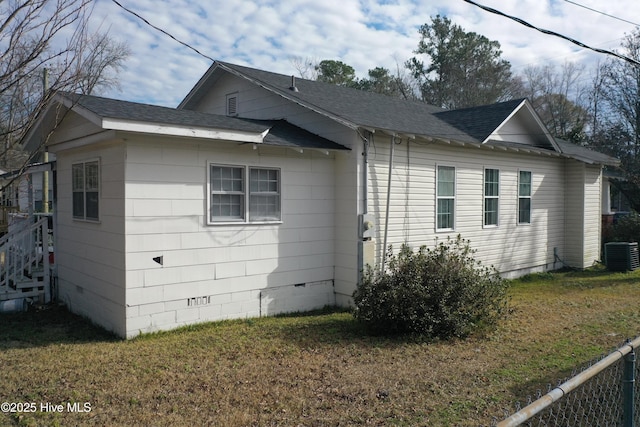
[1,267,640,426]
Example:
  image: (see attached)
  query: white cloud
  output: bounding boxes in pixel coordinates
[87,0,638,107]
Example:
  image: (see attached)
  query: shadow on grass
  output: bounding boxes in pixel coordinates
[268,306,440,350]
[0,303,117,349]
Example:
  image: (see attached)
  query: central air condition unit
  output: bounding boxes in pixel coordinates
[604,242,640,271]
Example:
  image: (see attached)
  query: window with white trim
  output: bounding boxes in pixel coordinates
[209,164,281,223]
[484,168,499,227]
[518,170,532,224]
[249,168,280,221]
[72,160,100,221]
[436,165,455,230]
[210,165,245,221]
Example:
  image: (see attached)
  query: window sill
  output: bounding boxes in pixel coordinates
[207,221,283,226]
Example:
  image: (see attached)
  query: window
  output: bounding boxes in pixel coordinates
[209,164,281,223]
[72,160,100,221]
[518,171,532,224]
[249,168,280,221]
[436,166,455,230]
[484,168,499,226]
[210,166,245,221]
[226,93,238,116]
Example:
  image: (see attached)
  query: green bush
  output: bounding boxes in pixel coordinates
[608,213,640,243]
[352,236,508,339]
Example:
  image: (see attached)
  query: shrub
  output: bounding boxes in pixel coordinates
[352,236,508,339]
[607,213,640,243]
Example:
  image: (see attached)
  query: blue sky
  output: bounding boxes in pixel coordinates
[89,0,639,107]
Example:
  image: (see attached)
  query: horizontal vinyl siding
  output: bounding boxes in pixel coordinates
[564,162,585,267]
[584,165,603,266]
[368,136,566,276]
[123,137,338,337]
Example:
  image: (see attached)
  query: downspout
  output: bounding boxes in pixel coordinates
[381,135,396,272]
[356,129,370,285]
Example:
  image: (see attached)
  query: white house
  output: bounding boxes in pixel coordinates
[21,61,619,338]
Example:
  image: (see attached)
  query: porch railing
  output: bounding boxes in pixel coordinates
[0,217,50,303]
[0,206,19,235]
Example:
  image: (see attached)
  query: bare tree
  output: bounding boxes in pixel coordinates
[518,62,590,143]
[0,0,129,173]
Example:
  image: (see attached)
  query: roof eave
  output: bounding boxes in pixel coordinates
[101,118,267,143]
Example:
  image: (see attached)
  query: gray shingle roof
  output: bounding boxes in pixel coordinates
[60,93,349,151]
[191,61,617,166]
[433,99,525,141]
[191,62,479,143]
[555,139,620,166]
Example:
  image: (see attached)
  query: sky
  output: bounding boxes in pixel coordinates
[85,0,640,107]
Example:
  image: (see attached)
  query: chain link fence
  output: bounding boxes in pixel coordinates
[496,336,640,426]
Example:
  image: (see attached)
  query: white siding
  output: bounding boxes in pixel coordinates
[51,142,127,337]
[189,75,362,307]
[565,162,602,268]
[367,136,568,276]
[123,136,338,337]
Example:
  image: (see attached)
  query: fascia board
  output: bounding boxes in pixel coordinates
[100,118,266,143]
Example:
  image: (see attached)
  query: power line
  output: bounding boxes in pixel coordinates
[110,0,214,63]
[564,0,640,28]
[462,0,640,67]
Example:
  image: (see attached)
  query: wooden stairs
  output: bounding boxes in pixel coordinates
[0,217,51,305]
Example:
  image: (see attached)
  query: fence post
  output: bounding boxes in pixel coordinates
[624,341,635,427]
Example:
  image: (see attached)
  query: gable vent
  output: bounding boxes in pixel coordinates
[226,94,238,116]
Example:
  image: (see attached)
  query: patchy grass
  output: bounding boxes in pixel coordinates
[1,267,640,426]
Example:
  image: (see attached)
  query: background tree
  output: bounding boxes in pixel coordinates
[0,0,129,174]
[406,15,514,109]
[315,60,357,86]
[519,62,590,143]
[587,29,640,211]
[351,65,417,99]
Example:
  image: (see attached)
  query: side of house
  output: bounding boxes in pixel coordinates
[122,136,339,337]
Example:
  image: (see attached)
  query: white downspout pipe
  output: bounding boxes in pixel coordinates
[381,135,395,272]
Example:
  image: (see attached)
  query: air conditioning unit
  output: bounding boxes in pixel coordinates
[604,242,640,271]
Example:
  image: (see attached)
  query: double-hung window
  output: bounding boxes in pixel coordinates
[72,160,100,221]
[518,170,532,224]
[484,168,499,227]
[210,165,245,221]
[209,164,281,223]
[249,168,280,221]
[436,166,455,230]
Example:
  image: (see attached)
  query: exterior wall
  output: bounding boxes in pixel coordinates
[51,141,127,337]
[123,136,338,337]
[584,165,602,265]
[367,135,568,277]
[563,161,602,269]
[564,161,585,267]
[187,73,362,307]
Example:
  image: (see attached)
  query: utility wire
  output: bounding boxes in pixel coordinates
[110,0,215,62]
[564,0,640,28]
[462,0,640,67]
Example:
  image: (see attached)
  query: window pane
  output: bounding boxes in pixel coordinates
[519,171,531,196]
[72,164,84,191]
[437,199,454,229]
[86,191,99,220]
[85,162,99,190]
[73,192,85,218]
[250,195,281,221]
[437,167,455,197]
[485,169,499,197]
[484,198,498,226]
[519,198,531,224]
[211,193,244,221]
